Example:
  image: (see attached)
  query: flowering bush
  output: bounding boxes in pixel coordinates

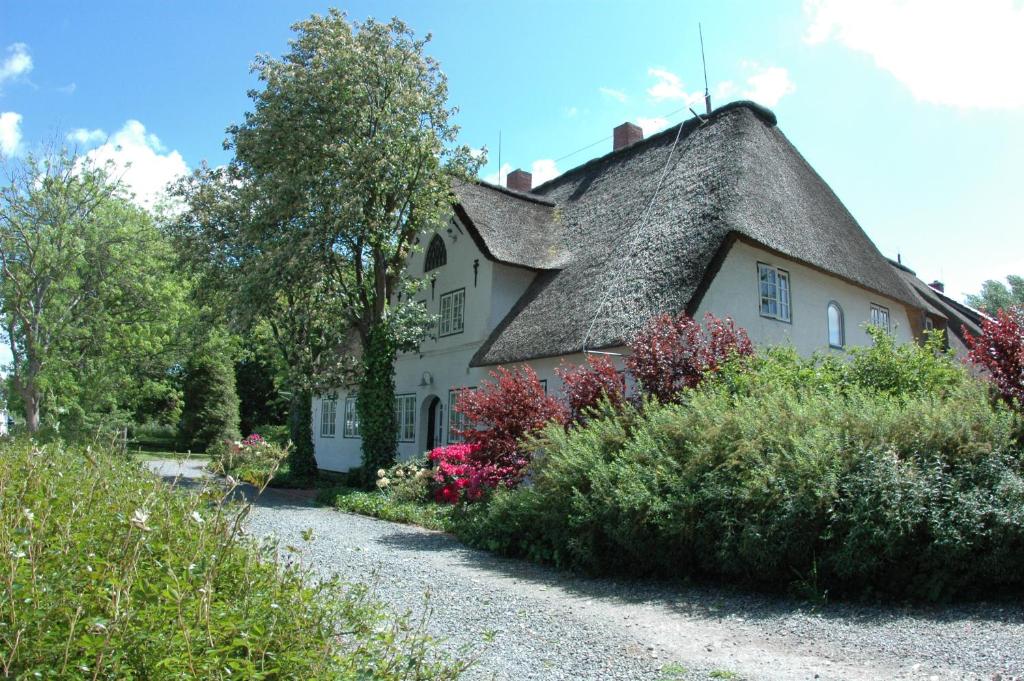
[452,366,565,494]
[965,307,1024,408]
[625,312,754,403]
[556,355,626,425]
[374,456,433,503]
[208,432,288,487]
[426,444,489,503]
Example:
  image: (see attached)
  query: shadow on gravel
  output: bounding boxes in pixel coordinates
[376,524,1024,629]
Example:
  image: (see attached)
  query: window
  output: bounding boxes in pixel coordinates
[758,263,791,322]
[539,379,548,393]
[343,395,360,438]
[320,397,337,437]
[827,302,845,348]
[439,288,465,337]
[448,387,474,443]
[870,304,891,332]
[424,234,447,272]
[394,394,416,442]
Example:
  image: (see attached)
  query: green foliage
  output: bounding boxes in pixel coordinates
[454,340,1024,600]
[287,391,317,480]
[179,334,241,453]
[320,486,456,533]
[966,274,1024,314]
[375,455,433,503]
[208,435,290,488]
[0,438,470,679]
[0,147,189,434]
[358,326,399,486]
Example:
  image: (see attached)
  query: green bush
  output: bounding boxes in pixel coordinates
[374,455,434,503]
[321,486,457,533]
[454,341,1024,600]
[179,345,241,453]
[0,438,469,679]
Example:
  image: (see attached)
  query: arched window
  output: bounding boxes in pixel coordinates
[424,234,447,272]
[827,301,845,348]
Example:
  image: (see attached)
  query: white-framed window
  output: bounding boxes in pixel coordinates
[439,288,465,337]
[827,301,845,348]
[343,395,360,438]
[320,397,337,438]
[758,263,791,322]
[448,387,474,443]
[394,394,416,442]
[870,304,891,332]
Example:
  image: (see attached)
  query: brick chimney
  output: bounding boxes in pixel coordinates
[507,168,532,192]
[929,280,945,293]
[613,122,643,151]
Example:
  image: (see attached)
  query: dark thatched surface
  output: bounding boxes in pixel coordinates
[890,260,986,354]
[458,101,921,367]
[453,180,569,270]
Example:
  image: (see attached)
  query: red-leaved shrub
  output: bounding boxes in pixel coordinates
[625,312,754,403]
[452,366,565,495]
[965,308,1024,407]
[555,355,626,425]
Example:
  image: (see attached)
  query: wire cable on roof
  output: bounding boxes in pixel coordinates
[550,104,693,166]
[580,114,697,355]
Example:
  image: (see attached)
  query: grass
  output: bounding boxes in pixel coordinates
[132,448,209,463]
[318,486,457,533]
[1,437,471,679]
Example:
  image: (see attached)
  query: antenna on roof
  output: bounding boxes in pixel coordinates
[699,23,711,116]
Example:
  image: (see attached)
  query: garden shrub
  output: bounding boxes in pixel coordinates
[966,307,1024,407]
[624,312,753,403]
[556,354,625,425]
[208,432,290,486]
[0,438,469,679]
[375,454,433,503]
[454,366,564,492]
[455,340,1024,600]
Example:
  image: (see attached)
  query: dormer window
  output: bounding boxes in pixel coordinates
[424,234,447,272]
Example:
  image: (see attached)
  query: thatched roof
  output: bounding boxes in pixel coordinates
[455,101,921,367]
[890,259,987,355]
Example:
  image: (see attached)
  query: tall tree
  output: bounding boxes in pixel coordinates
[235,12,479,481]
[0,147,186,433]
[966,275,1024,314]
[177,12,480,481]
[171,163,359,477]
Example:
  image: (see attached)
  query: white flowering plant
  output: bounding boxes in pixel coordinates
[375,455,433,503]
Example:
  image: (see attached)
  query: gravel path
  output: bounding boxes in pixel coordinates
[148,460,1024,681]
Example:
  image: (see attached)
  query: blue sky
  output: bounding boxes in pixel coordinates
[1,0,1022,305]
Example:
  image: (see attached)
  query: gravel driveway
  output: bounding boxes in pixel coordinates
[148,460,1024,681]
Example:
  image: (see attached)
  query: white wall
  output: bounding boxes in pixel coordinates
[695,240,914,353]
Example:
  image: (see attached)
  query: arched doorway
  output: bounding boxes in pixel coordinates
[425,395,443,451]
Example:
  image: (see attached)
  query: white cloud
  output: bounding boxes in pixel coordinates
[742,64,796,107]
[57,82,77,95]
[483,162,511,185]
[67,127,107,147]
[530,159,559,185]
[599,87,628,103]
[646,68,704,105]
[82,120,188,210]
[636,117,669,136]
[0,112,22,156]
[804,0,1024,109]
[0,43,32,86]
[565,106,579,118]
[714,80,737,101]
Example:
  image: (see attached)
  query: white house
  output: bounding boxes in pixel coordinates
[312,101,955,472]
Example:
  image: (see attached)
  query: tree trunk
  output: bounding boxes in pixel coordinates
[356,324,397,488]
[23,389,40,433]
[287,390,317,479]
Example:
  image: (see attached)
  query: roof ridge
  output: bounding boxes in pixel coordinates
[466,178,557,207]
[530,100,778,195]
